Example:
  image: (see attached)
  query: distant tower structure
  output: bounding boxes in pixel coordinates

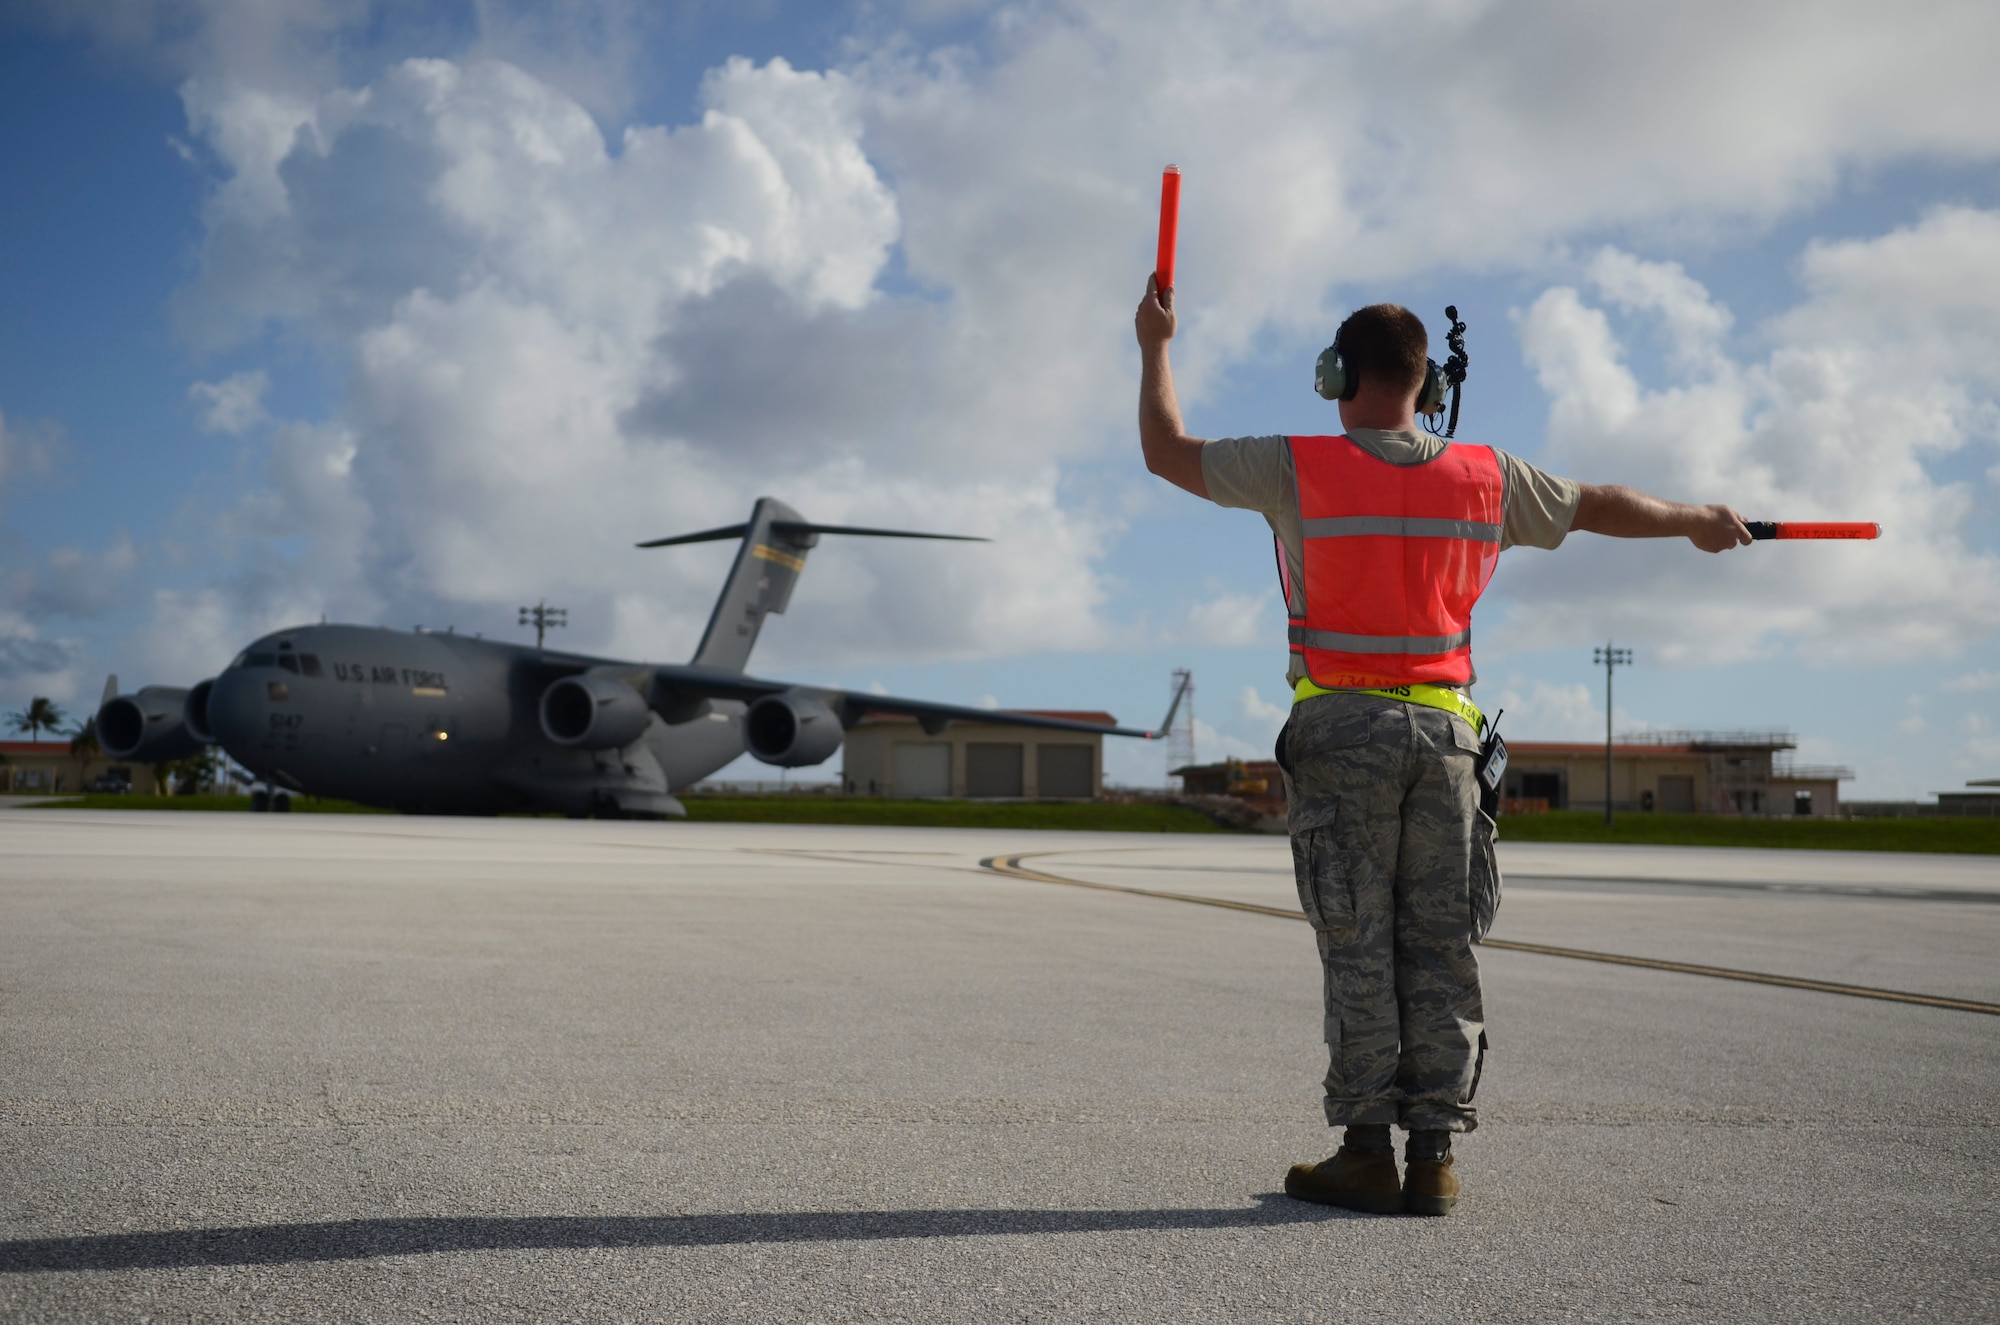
[519,600,568,651]
[1166,668,1195,790]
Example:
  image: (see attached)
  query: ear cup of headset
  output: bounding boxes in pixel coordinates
[1417,359,1446,414]
[1313,344,1352,401]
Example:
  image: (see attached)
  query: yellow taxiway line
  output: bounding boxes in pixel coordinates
[980,851,2000,1017]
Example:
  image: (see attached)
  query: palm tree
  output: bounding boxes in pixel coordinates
[69,718,100,783]
[7,697,65,743]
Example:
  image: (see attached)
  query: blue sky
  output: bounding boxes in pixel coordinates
[2,1,1997,798]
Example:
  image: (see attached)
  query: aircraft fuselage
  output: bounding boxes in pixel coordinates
[206,624,745,816]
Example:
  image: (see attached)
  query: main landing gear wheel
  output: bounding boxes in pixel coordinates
[250,790,270,813]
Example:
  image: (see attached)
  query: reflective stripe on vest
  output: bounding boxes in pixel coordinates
[1288,626,1473,654]
[1299,516,1501,542]
[1286,434,1504,689]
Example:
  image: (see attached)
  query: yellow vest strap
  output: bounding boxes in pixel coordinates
[1292,677,1485,735]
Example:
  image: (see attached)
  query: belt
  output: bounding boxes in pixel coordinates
[1292,676,1485,735]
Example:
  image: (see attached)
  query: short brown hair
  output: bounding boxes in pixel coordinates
[1337,304,1429,399]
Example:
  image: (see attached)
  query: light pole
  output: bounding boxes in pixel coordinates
[519,600,567,651]
[1593,642,1633,826]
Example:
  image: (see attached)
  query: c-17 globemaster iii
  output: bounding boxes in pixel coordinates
[95,498,1183,816]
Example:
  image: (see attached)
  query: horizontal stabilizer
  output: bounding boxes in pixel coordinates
[638,521,987,548]
[768,522,989,543]
[636,523,749,549]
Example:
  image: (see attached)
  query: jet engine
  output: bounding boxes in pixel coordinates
[97,686,203,763]
[539,672,652,750]
[184,678,217,745]
[744,691,844,767]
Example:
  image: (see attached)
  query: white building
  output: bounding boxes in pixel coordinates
[840,711,1110,799]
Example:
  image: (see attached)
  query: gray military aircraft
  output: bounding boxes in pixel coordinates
[96,498,1179,816]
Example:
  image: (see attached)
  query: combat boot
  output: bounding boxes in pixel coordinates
[1402,1130,1459,1216]
[1283,1147,1403,1214]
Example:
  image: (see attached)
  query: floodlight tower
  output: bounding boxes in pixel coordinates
[1166,668,1195,790]
[520,600,568,651]
[1593,642,1633,825]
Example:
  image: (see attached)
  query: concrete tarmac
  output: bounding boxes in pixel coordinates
[1,811,1994,1322]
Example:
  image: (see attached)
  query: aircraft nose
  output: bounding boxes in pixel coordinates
[205,668,266,761]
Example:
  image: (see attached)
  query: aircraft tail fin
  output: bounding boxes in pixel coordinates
[102,674,120,706]
[638,498,987,674]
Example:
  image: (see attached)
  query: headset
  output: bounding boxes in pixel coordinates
[1314,305,1469,438]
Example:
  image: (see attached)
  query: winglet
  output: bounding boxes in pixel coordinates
[102,673,119,706]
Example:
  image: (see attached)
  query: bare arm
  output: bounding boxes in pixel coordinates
[1135,276,1207,498]
[1572,484,1752,553]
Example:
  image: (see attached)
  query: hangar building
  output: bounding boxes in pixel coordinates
[841,711,1108,799]
[0,741,167,796]
[1502,731,1851,816]
[1173,732,1854,818]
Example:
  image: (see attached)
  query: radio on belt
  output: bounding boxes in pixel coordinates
[1475,709,1508,821]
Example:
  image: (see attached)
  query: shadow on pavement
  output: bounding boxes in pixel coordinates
[1,1195,1359,1272]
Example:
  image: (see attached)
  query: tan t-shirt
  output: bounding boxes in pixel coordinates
[1199,428,1581,685]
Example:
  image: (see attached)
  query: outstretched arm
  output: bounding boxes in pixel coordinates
[1572,484,1751,553]
[1135,276,1208,498]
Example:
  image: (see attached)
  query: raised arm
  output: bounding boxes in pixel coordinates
[1135,275,1208,498]
[1572,484,1752,553]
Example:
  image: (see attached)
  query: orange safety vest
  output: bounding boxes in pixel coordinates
[1285,435,1504,689]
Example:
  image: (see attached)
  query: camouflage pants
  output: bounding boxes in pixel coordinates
[1280,692,1493,1133]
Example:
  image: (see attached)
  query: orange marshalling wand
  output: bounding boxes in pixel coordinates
[1155,165,1181,295]
[1745,522,1880,540]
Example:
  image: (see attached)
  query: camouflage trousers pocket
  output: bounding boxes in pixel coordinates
[1470,810,1502,943]
[1292,824,1355,931]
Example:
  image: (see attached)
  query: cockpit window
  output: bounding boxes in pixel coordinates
[236,652,278,670]
[299,654,324,678]
[277,654,300,674]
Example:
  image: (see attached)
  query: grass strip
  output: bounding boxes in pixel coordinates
[28,794,385,814]
[1499,810,2000,854]
[25,793,1224,832]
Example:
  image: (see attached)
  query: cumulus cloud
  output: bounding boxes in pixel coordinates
[188,370,270,433]
[0,409,135,687]
[1186,715,1268,766]
[1585,248,1733,374]
[0,409,58,495]
[1183,589,1271,648]
[145,42,1144,671]
[127,586,258,685]
[0,610,83,697]
[1476,677,1608,742]
[1238,684,1286,729]
[1493,216,2000,665]
[1958,711,2000,773]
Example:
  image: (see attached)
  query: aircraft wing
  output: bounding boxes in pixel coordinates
[645,663,1178,739]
